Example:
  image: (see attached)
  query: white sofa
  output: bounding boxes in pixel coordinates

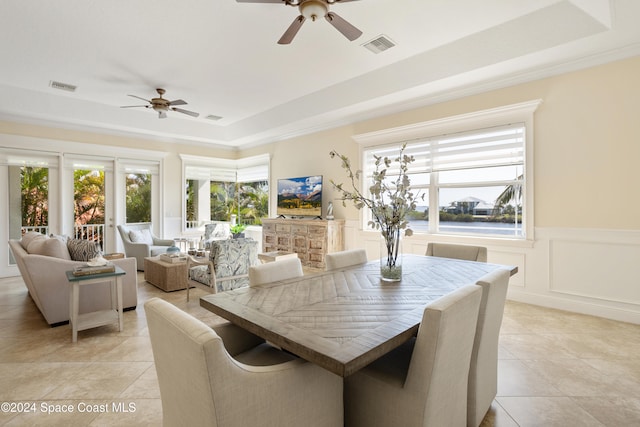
[9,232,138,326]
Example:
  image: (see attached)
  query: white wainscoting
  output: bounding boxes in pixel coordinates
[550,239,640,304]
[345,223,640,325]
[523,227,640,324]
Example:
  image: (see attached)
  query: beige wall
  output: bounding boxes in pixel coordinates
[2,55,639,231]
[242,55,640,231]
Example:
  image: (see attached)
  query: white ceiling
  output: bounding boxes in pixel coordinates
[1,0,639,150]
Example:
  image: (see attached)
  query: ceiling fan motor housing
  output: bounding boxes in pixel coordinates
[150,98,170,112]
[300,0,328,21]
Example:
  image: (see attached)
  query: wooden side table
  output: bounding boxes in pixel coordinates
[144,256,189,292]
[65,266,125,343]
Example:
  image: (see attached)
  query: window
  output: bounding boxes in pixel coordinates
[125,172,152,223]
[182,154,270,231]
[118,159,161,229]
[356,101,540,240]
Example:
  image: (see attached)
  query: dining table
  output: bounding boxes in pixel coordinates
[200,254,517,377]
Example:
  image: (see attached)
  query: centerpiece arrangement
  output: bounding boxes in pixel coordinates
[330,144,422,281]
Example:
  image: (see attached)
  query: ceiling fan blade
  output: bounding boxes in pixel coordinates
[158,111,167,119]
[278,15,305,45]
[127,94,151,103]
[325,12,362,41]
[120,105,148,108]
[169,99,187,106]
[172,107,199,118]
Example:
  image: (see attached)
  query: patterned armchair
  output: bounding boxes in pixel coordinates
[188,238,259,294]
[202,221,231,249]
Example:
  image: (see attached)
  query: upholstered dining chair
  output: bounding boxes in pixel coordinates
[145,298,343,427]
[345,284,482,427]
[325,249,368,270]
[249,257,304,286]
[467,268,511,427]
[426,242,488,262]
[117,224,174,271]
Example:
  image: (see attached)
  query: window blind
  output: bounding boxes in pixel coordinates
[118,159,160,175]
[0,148,59,168]
[364,123,525,177]
[185,165,237,182]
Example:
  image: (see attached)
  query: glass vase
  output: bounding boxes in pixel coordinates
[380,227,402,281]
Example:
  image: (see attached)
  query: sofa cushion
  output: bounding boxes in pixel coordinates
[21,231,46,251]
[129,229,153,245]
[28,236,72,260]
[67,239,102,261]
[49,234,69,244]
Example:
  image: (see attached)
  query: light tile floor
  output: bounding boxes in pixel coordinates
[1,272,639,426]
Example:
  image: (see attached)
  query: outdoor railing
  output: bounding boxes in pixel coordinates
[21,226,49,236]
[20,224,105,249]
[74,224,105,248]
[186,220,200,229]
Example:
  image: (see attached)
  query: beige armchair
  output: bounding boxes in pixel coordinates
[467,269,511,427]
[345,284,482,427]
[325,248,367,270]
[117,224,174,271]
[426,242,488,262]
[145,298,343,427]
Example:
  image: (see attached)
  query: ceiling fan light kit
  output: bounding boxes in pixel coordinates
[237,0,362,45]
[300,0,327,21]
[121,88,199,119]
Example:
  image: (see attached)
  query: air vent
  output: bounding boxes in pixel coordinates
[362,35,396,54]
[205,114,223,121]
[49,80,77,92]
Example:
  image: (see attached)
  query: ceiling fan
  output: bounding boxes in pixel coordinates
[237,0,362,45]
[120,88,199,119]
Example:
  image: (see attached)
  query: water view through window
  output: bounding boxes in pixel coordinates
[408,219,522,236]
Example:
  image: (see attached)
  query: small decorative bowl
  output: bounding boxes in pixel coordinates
[166,245,180,255]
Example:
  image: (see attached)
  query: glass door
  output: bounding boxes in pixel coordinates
[65,156,115,253]
[0,149,60,277]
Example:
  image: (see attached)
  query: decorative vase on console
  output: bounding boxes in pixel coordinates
[329,143,422,282]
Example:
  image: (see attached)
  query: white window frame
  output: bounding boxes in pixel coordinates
[180,153,270,232]
[352,100,541,242]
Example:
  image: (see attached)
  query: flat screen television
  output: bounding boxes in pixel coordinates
[277,175,323,217]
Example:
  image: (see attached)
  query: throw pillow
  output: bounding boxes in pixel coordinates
[28,237,72,260]
[129,229,153,245]
[67,239,102,261]
[21,231,45,251]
